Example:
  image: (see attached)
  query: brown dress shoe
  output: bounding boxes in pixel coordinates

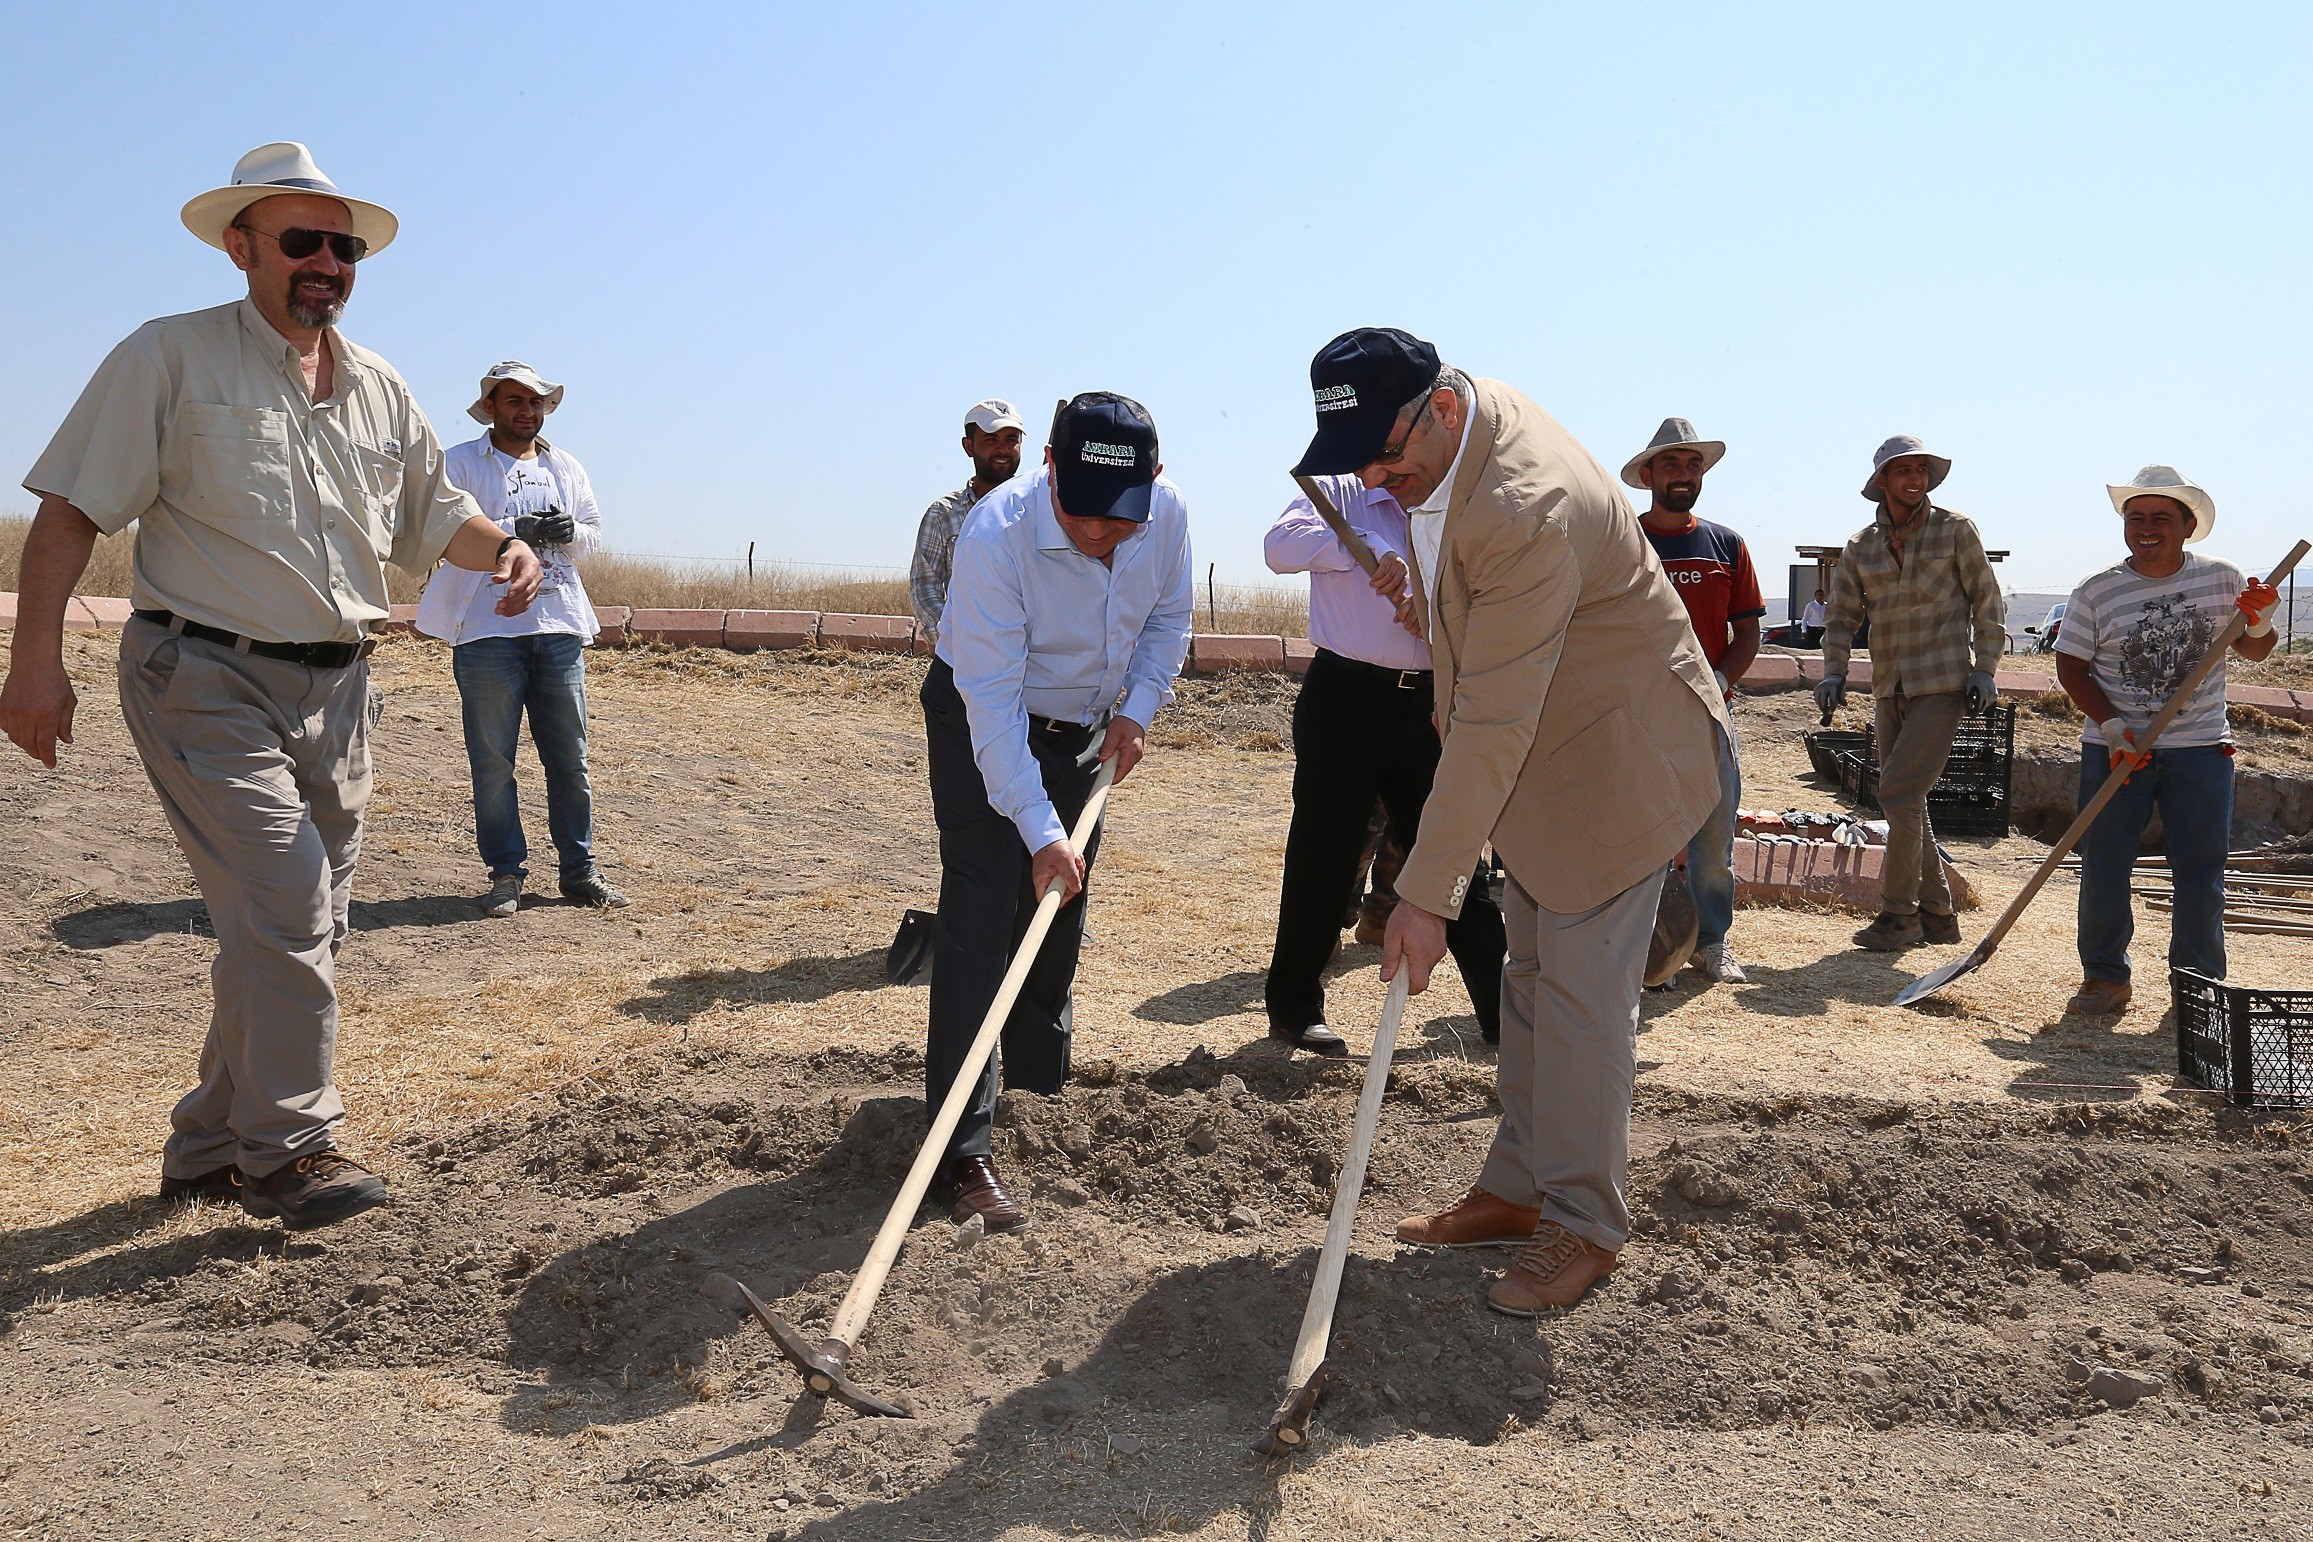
[1486,1221,1617,1316]
[1395,1184,1540,1248]
[239,1152,387,1232]
[941,1156,1029,1234]
[2065,978,2133,1017]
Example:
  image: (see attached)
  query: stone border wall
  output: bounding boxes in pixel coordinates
[6,592,2311,719]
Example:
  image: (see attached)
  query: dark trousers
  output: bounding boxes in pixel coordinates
[2076,744,2233,986]
[921,659,1104,1164]
[1265,649,1506,1036]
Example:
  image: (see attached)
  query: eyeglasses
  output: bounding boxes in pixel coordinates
[233,224,369,264]
[1371,390,1434,467]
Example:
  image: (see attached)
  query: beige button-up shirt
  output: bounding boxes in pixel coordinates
[24,298,478,644]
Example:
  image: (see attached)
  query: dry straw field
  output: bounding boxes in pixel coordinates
[1,625,2308,1539]
[0,513,1312,636]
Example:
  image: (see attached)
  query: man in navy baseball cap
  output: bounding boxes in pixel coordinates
[1294,327,1444,477]
[1050,391,1160,524]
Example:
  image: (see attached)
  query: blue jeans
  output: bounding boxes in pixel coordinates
[451,633,596,884]
[1686,723,1741,949]
[2076,744,2232,986]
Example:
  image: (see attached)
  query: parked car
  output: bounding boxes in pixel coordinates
[2025,601,2066,653]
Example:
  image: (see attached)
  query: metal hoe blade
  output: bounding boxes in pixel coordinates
[1253,1365,1327,1456]
[1892,940,1989,1007]
[737,1281,912,1419]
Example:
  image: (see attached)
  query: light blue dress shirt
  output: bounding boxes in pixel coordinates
[936,464,1195,851]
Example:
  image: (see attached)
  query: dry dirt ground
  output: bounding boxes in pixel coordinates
[2,631,2310,1541]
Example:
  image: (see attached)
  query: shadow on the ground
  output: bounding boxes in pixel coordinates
[0,1195,291,1331]
[1132,969,1266,1025]
[1983,1006,2170,1101]
[619,948,888,1023]
[1725,947,1925,1018]
[51,893,487,948]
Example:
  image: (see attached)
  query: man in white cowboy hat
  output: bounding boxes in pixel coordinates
[417,361,625,917]
[1625,417,1763,985]
[910,399,1028,645]
[1815,435,2006,952]
[0,142,542,1230]
[2054,467,2277,1017]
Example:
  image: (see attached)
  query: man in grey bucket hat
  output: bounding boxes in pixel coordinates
[1815,436,2006,951]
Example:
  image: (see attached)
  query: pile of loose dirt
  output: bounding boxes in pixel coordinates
[32,1045,2308,1475]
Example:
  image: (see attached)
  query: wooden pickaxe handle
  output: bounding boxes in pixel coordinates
[1293,474,1381,577]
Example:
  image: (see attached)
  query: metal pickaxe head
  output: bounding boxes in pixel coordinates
[736,1280,912,1419]
[1251,1365,1326,1457]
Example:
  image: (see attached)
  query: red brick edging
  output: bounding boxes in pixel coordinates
[6,594,2309,720]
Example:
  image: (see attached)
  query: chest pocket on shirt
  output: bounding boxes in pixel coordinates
[349,439,406,550]
[172,402,293,528]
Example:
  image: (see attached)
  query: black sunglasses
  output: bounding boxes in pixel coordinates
[234,223,369,264]
[1372,388,1434,466]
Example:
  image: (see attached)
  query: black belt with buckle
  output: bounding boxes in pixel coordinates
[1317,647,1432,690]
[133,609,378,670]
[1029,712,1103,739]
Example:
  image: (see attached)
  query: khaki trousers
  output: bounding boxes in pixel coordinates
[117,619,372,1179]
[1477,864,1664,1252]
[1872,690,1966,918]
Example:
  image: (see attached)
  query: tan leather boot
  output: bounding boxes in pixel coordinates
[1395,1184,1540,1247]
[1486,1221,1617,1316]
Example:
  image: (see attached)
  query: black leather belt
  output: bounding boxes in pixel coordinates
[1316,647,1432,690]
[1029,712,1102,739]
[134,609,377,670]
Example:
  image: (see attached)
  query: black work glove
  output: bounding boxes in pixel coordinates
[514,508,575,547]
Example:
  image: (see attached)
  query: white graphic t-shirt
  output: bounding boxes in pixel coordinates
[2054,550,2245,748]
[454,452,571,640]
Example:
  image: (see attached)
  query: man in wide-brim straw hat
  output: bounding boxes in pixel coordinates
[2053,467,2277,1017]
[0,142,543,1229]
[1814,435,2007,952]
[1623,417,1763,985]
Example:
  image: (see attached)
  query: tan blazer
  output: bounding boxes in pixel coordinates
[1399,379,1732,917]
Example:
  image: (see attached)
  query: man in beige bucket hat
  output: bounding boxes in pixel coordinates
[0,142,542,1229]
[1814,436,2006,951]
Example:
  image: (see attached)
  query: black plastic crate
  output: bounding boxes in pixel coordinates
[1835,702,2015,836]
[1804,728,1872,780]
[2173,967,2313,1108]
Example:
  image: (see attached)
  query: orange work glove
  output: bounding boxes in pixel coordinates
[2238,578,2279,637]
[2097,719,2152,778]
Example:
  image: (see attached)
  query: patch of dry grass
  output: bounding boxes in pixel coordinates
[0,513,1313,635]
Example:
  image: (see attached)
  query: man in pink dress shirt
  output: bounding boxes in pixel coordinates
[1261,474,1507,1054]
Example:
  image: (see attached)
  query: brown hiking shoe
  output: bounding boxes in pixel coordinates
[938,1156,1029,1234]
[1487,1221,1618,1316]
[1918,910,1962,945]
[2065,978,2133,1017]
[1395,1184,1540,1248]
[1853,912,1925,951]
[239,1152,388,1232]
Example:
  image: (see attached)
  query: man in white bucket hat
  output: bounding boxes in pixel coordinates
[0,142,542,1230]
[1815,435,2006,951]
[417,361,624,917]
[2054,467,2277,1017]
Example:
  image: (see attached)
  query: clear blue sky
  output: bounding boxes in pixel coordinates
[4,3,2308,606]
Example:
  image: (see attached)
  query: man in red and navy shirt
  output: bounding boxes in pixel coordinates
[1624,418,1762,984]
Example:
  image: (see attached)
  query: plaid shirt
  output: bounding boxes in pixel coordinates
[1822,503,2006,698]
[908,482,982,642]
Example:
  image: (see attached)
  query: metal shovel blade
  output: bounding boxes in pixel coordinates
[737,1281,912,1419]
[1253,1366,1326,1456]
[885,908,937,987]
[1892,941,1990,1007]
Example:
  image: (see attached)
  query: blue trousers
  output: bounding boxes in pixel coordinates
[2076,744,2232,986]
[1686,723,1741,950]
[451,633,597,883]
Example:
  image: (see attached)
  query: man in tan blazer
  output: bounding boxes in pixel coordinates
[1291,327,1729,1314]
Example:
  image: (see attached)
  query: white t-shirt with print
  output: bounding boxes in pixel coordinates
[455,452,572,642]
[2054,550,2244,748]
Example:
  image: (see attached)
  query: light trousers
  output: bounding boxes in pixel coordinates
[1872,690,1967,917]
[1477,864,1665,1251]
[117,619,369,1179]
